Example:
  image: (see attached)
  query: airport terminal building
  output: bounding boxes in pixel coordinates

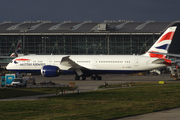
[0,20,180,56]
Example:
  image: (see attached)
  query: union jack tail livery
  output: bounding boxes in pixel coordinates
[10,40,21,57]
[144,26,177,58]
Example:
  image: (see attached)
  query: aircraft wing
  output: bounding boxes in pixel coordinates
[60,56,90,70]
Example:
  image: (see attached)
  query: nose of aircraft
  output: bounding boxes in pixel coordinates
[6,63,11,70]
[6,64,9,70]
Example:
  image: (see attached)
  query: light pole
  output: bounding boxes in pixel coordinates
[38,44,41,54]
[93,44,97,55]
[20,30,27,54]
[42,37,49,55]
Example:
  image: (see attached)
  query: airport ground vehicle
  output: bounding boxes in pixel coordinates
[2,74,16,87]
[24,77,36,85]
[11,78,27,88]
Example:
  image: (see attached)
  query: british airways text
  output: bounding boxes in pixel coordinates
[20,63,45,66]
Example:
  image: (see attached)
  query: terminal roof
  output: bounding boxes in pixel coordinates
[0,21,177,35]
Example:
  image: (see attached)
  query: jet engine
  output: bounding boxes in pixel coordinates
[41,65,61,77]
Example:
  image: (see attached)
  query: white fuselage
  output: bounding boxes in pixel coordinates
[6,55,166,74]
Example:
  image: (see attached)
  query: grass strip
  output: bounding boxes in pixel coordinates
[0,87,77,99]
[0,84,180,119]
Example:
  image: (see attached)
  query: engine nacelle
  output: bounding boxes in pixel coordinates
[41,65,61,77]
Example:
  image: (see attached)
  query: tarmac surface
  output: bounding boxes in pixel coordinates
[116,107,180,120]
[1,73,180,119]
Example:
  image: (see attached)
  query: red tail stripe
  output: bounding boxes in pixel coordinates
[157,32,175,43]
[16,43,21,49]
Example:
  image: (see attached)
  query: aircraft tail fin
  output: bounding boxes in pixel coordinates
[10,53,15,57]
[10,40,21,57]
[143,26,177,58]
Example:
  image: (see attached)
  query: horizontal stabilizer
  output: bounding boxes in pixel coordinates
[149,52,180,58]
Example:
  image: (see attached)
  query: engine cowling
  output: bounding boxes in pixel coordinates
[41,65,61,77]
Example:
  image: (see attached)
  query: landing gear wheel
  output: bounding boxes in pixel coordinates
[81,76,86,80]
[98,76,102,80]
[91,76,96,80]
[75,76,80,80]
[91,76,102,80]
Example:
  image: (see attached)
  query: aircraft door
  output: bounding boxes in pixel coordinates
[134,59,139,68]
[93,58,98,69]
[47,58,54,65]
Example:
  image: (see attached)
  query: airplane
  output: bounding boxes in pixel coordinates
[6,26,177,80]
[0,40,22,58]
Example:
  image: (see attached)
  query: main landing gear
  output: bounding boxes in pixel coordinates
[91,76,102,80]
[74,75,102,80]
[75,76,86,80]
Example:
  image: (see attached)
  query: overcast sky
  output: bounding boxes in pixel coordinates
[0,0,179,23]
